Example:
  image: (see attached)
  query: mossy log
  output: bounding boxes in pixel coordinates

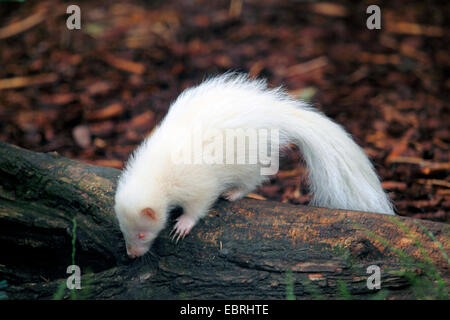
[0,141,448,299]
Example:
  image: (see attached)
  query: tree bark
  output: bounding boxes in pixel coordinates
[0,141,448,299]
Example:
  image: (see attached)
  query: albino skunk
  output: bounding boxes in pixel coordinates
[114,73,394,258]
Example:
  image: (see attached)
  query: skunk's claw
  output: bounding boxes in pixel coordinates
[171,215,196,243]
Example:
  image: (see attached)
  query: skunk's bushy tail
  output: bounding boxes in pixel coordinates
[287,107,394,214]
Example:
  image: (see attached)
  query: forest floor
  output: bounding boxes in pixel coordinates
[0,0,448,221]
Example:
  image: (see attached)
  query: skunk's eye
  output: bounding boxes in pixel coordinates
[138,233,145,239]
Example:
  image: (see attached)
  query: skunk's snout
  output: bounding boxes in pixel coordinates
[126,246,147,259]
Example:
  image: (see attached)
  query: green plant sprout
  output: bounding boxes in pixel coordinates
[53,217,92,300]
[0,280,8,300]
[285,269,296,300]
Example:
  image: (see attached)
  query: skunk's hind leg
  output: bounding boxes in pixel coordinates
[222,170,266,202]
[222,187,250,201]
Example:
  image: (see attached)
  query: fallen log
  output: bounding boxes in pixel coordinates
[0,141,448,299]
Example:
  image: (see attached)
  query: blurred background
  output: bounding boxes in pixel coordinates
[0,0,448,221]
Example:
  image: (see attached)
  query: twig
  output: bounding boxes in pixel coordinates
[229,0,243,18]
[0,8,47,40]
[416,179,450,189]
[386,22,444,37]
[285,57,328,77]
[309,3,348,17]
[101,53,146,75]
[387,156,450,174]
[245,193,266,201]
[0,73,58,90]
[276,167,305,179]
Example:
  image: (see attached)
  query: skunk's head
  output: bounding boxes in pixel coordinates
[114,202,166,258]
[114,177,167,258]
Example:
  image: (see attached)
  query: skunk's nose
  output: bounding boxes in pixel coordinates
[127,246,146,259]
[127,247,138,259]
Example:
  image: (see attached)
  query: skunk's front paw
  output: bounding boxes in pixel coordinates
[171,214,196,243]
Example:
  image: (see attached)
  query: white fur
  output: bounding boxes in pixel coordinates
[115,73,394,257]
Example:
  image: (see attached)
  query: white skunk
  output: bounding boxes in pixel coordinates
[115,73,394,258]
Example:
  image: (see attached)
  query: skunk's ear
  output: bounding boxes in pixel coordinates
[141,208,157,220]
